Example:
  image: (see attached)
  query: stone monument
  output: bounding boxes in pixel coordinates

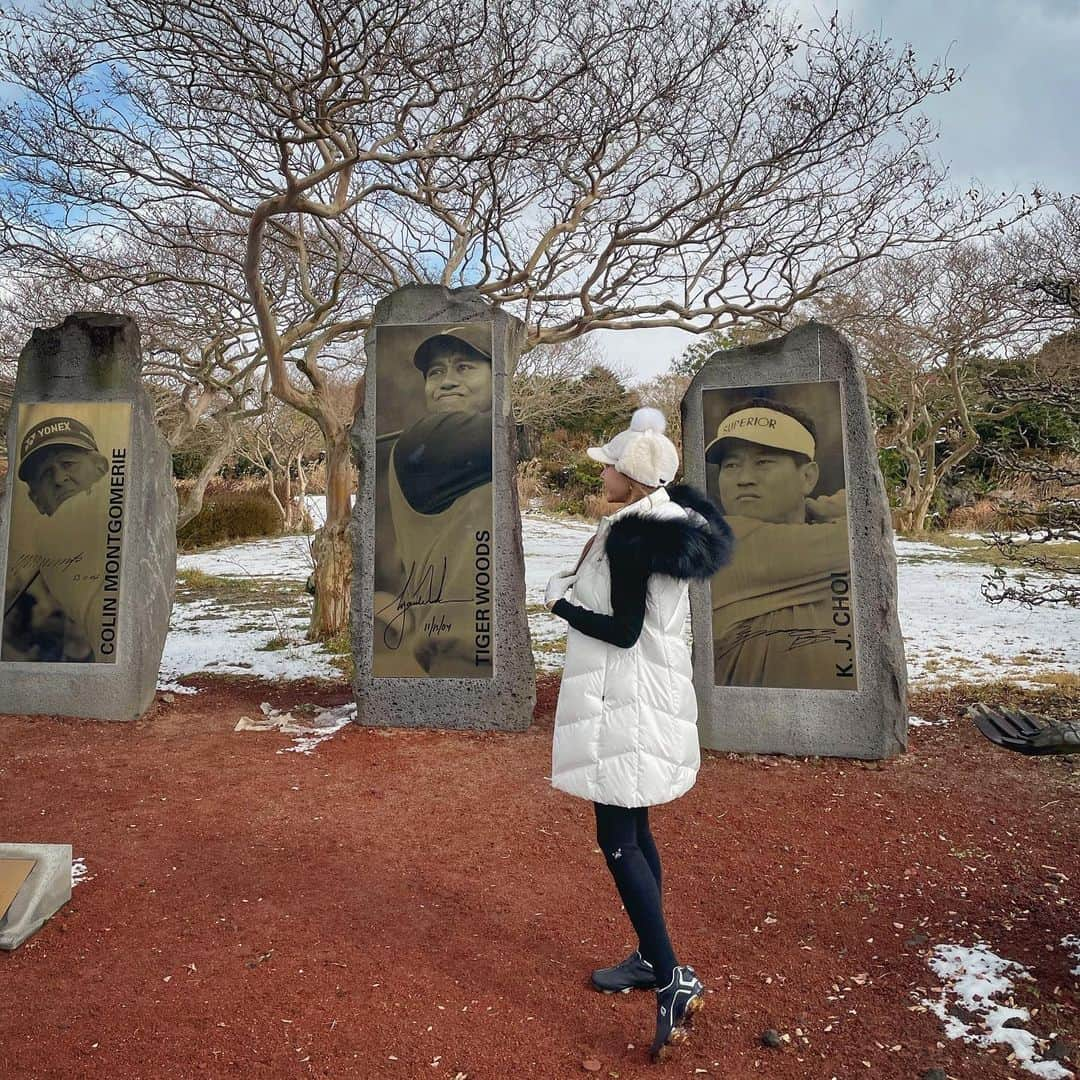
[0,843,71,950]
[0,313,176,720]
[682,322,907,759]
[350,285,535,729]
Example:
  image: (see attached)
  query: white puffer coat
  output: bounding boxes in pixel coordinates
[551,485,732,808]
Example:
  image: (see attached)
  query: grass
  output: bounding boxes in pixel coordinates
[328,656,353,680]
[531,636,567,655]
[899,531,1080,569]
[178,568,264,595]
[319,630,354,681]
[176,568,306,609]
[256,636,290,652]
[1030,671,1080,691]
[177,567,240,591]
[909,678,1080,723]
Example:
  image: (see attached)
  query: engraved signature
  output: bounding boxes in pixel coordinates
[717,622,837,659]
[15,551,85,574]
[375,558,470,650]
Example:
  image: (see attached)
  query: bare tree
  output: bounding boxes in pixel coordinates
[0,306,21,462]
[511,337,628,435]
[979,224,1080,607]
[815,241,1055,532]
[0,0,1026,636]
[1003,194,1080,319]
[235,394,322,531]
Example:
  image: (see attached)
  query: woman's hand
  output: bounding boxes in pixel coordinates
[544,570,577,610]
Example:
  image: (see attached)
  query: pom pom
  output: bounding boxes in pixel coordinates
[629,406,667,434]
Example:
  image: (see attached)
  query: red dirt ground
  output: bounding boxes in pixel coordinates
[1,675,1078,1080]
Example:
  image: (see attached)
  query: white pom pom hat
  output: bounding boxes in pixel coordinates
[586,407,680,488]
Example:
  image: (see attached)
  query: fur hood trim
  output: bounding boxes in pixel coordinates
[605,483,731,581]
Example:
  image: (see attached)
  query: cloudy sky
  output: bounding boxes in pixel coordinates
[605,0,1079,383]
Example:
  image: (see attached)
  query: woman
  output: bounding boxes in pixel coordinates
[544,407,732,1062]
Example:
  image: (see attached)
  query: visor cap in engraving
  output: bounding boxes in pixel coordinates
[705,406,816,463]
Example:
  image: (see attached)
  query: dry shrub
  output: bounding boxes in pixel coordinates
[993,501,1045,532]
[177,489,283,550]
[304,460,328,495]
[176,476,267,498]
[945,499,1000,530]
[516,459,547,505]
[943,489,1066,532]
[536,489,566,514]
[943,497,1043,532]
[1032,671,1080,691]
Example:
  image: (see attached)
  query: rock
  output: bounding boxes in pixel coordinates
[760,1029,783,1049]
[0,843,71,950]
[0,314,176,720]
[350,285,534,730]
[1047,1038,1074,1063]
[946,1002,981,1026]
[905,932,929,948]
[922,1069,946,1080]
[681,323,907,760]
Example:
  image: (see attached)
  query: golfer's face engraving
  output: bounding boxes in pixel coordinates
[423,350,492,414]
[717,441,819,524]
[25,447,106,516]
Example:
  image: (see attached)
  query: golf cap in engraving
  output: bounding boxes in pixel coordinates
[18,416,100,480]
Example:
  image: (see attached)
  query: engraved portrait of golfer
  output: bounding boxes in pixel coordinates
[2,404,131,664]
[372,323,494,678]
[704,382,857,690]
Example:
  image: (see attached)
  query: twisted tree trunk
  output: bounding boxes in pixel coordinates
[308,429,352,640]
[175,425,236,531]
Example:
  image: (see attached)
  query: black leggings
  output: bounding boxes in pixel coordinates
[593,802,677,986]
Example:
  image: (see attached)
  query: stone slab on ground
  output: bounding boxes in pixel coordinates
[0,843,71,950]
[0,313,176,720]
[350,285,535,729]
[682,322,907,759]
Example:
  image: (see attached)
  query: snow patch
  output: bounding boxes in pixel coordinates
[177,534,314,581]
[235,702,355,755]
[955,530,1075,546]
[156,679,199,696]
[893,537,1079,686]
[1063,935,1080,977]
[923,943,1073,1079]
[160,595,341,684]
[71,857,92,888]
[303,495,326,528]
